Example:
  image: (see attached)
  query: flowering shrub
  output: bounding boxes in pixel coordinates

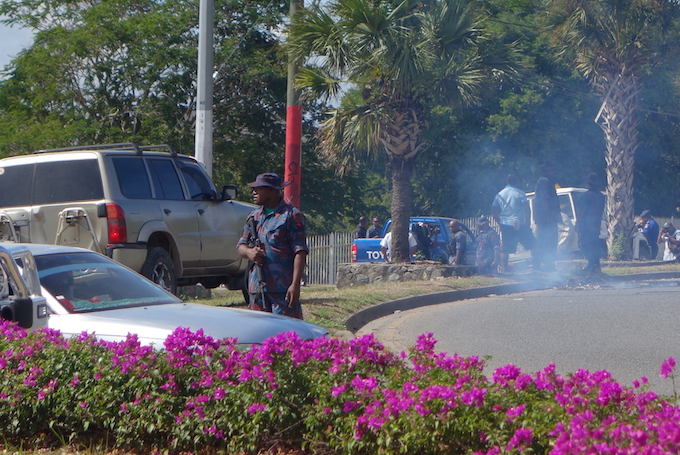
[1,319,680,454]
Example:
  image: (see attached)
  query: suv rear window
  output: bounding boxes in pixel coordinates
[0,164,33,207]
[0,159,104,208]
[34,160,104,205]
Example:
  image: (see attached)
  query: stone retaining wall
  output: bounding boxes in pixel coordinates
[336,262,477,288]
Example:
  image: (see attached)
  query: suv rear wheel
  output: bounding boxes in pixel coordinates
[141,247,177,295]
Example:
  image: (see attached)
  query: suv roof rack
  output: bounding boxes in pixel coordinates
[34,143,177,156]
[134,144,178,156]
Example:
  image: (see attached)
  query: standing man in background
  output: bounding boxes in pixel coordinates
[237,173,308,320]
[491,174,535,273]
[355,216,368,238]
[447,219,467,265]
[576,173,606,274]
[533,160,561,272]
[475,217,500,274]
[367,217,383,238]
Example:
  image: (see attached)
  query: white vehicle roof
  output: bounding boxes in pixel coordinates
[2,243,328,346]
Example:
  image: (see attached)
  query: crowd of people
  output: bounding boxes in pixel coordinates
[355,160,679,276]
[238,163,676,322]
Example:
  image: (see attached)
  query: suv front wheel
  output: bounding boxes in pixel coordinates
[141,247,177,295]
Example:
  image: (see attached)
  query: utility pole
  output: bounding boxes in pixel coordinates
[284,0,303,208]
[195,0,214,177]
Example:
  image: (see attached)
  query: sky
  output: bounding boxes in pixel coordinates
[0,20,34,71]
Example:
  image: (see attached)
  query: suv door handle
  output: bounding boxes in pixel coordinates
[198,209,205,215]
[164,209,171,214]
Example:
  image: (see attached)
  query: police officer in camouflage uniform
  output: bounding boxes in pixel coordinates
[237,173,308,319]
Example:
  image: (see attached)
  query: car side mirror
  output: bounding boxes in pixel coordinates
[0,298,34,329]
[222,185,239,201]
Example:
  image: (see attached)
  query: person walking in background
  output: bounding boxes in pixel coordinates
[367,217,383,238]
[475,217,500,274]
[576,173,606,273]
[354,216,368,239]
[658,222,680,262]
[533,160,561,272]
[447,219,467,265]
[491,173,535,273]
[638,210,659,260]
[237,173,308,320]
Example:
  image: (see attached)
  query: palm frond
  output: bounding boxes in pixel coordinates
[318,100,387,175]
[295,66,343,103]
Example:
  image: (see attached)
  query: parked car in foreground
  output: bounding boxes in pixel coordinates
[3,243,327,346]
[0,143,255,295]
[0,244,48,332]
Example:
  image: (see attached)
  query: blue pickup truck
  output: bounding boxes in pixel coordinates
[351,217,477,263]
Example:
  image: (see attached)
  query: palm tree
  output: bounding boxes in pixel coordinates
[289,0,517,262]
[548,0,680,257]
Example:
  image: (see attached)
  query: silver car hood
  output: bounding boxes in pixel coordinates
[47,303,328,346]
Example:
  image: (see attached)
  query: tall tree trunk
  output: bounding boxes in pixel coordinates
[389,157,414,263]
[596,71,640,258]
[382,106,424,263]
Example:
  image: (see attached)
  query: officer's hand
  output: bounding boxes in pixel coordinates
[286,283,301,307]
[249,246,265,265]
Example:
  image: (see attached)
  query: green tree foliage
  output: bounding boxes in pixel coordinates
[371,0,608,219]
[289,0,519,261]
[546,0,680,255]
[0,0,370,233]
[2,0,680,236]
[0,0,200,150]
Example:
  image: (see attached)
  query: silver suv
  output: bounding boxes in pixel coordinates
[0,143,254,295]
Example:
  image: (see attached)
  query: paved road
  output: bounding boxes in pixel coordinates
[358,279,680,396]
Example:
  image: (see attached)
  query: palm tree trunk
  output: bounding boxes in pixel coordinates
[597,71,640,258]
[389,157,414,263]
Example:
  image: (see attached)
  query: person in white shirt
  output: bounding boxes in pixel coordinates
[380,230,417,262]
[658,222,680,262]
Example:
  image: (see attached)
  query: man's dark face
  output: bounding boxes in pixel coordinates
[449,221,459,233]
[373,218,380,226]
[252,186,278,207]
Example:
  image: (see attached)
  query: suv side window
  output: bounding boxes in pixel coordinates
[34,160,104,204]
[147,159,185,200]
[0,164,33,207]
[558,194,573,219]
[176,160,217,200]
[112,157,152,199]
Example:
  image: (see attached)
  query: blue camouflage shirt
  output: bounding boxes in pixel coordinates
[237,199,308,294]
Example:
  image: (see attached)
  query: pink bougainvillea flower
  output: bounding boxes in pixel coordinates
[247,402,266,414]
[505,404,526,421]
[660,357,676,379]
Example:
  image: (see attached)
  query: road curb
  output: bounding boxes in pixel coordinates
[344,271,680,333]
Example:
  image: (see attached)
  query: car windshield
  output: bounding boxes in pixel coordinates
[34,252,181,313]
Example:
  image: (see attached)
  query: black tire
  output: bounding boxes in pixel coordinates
[141,247,177,295]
